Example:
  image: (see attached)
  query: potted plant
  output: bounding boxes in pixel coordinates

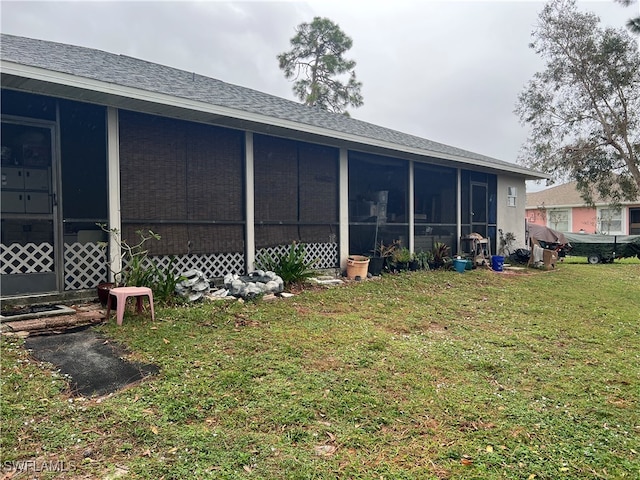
[414,250,433,270]
[392,247,412,271]
[369,240,399,276]
[430,242,451,269]
[96,224,161,305]
[498,229,517,256]
[408,252,420,271]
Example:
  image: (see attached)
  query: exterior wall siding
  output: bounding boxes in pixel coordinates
[572,207,596,233]
[497,175,526,249]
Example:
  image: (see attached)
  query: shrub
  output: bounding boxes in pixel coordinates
[256,243,317,286]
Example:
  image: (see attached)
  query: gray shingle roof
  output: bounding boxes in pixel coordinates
[1,33,539,175]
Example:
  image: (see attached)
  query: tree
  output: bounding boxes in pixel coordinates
[277,17,363,115]
[515,0,640,205]
[615,0,640,34]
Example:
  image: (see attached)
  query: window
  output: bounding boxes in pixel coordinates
[507,186,517,207]
[547,208,570,232]
[597,207,623,234]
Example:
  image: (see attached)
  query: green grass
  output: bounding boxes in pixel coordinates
[2,264,639,479]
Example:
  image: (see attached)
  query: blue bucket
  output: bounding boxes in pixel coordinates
[491,255,504,272]
[453,259,467,273]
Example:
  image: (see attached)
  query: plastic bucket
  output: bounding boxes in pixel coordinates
[347,255,370,280]
[465,259,473,270]
[453,259,467,273]
[491,255,505,272]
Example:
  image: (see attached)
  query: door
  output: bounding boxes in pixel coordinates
[470,182,488,238]
[630,208,640,235]
[1,120,59,296]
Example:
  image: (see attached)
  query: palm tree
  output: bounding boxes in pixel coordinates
[616,0,640,34]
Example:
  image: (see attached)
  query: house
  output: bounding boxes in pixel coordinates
[526,181,640,235]
[1,34,545,298]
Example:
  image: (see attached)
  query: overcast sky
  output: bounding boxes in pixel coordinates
[2,0,638,191]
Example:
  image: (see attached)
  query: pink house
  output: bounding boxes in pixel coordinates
[526,181,640,235]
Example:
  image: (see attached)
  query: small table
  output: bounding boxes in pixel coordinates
[106,286,155,326]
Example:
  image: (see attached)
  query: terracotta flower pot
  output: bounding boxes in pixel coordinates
[97,282,116,306]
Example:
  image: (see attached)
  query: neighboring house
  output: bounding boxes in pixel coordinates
[526,181,640,235]
[1,34,545,298]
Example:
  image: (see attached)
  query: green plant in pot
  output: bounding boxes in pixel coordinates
[97,224,185,306]
[392,247,412,271]
[98,224,160,286]
[430,242,451,269]
[370,240,399,275]
[414,250,433,270]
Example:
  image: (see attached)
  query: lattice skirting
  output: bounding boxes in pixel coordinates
[64,242,109,290]
[2,241,338,292]
[147,242,337,280]
[256,242,338,270]
[148,252,246,280]
[1,242,54,274]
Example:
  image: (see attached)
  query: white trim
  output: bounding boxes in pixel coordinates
[456,169,462,253]
[106,106,121,282]
[408,161,415,253]
[339,148,349,268]
[244,132,255,272]
[2,61,545,179]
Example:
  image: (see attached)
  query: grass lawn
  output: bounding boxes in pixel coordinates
[1,261,639,479]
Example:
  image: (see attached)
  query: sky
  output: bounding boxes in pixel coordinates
[1,0,638,192]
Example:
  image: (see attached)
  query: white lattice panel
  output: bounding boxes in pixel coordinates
[257,242,338,269]
[150,252,246,279]
[1,242,54,274]
[64,242,108,290]
[305,242,338,268]
[3,241,337,292]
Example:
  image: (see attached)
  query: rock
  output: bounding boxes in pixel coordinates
[222,270,285,299]
[176,270,210,302]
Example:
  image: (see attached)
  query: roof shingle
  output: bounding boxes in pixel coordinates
[1,34,541,176]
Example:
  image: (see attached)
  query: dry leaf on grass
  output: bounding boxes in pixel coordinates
[314,444,337,456]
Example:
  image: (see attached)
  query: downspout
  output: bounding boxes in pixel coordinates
[106,107,122,282]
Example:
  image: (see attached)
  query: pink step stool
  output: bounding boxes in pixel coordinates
[106,286,155,326]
